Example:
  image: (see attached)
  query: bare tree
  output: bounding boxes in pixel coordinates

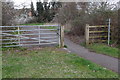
[2,0,15,26]
[55,2,78,25]
[2,0,33,25]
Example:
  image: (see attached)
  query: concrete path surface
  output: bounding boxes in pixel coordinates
[65,38,119,73]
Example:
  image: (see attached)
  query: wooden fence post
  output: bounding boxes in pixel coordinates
[18,26,20,45]
[59,25,61,47]
[60,26,64,47]
[108,18,111,45]
[85,24,89,45]
[38,26,40,45]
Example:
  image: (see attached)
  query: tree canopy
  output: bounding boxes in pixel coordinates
[36,1,62,22]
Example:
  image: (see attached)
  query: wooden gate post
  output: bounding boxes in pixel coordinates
[60,26,64,47]
[18,26,20,45]
[59,25,61,47]
[85,24,89,45]
[38,26,40,45]
[108,18,111,45]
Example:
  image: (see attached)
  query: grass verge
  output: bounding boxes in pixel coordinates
[19,23,57,29]
[19,23,44,25]
[2,47,118,78]
[81,43,119,59]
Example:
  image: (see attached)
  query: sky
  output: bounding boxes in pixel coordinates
[14,0,37,9]
[13,0,119,9]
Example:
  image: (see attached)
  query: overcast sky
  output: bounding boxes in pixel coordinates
[13,0,119,9]
[14,0,37,9]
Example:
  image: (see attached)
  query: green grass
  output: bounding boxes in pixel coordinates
[0,49,2,80]
[19,23,57,29]
[2,47,118,78]
[64,30,71,33]
[81,43,119,59]
[44,26,58,29]
[19,23,44,25]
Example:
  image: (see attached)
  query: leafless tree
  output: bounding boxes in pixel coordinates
[55,2,78,25]
[2,0,34,25]
[2,0,15,26]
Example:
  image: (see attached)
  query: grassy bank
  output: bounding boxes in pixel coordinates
[2,47,118,78]
[81,43,119,59]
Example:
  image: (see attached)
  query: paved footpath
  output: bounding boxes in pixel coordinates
[65,38,119,73]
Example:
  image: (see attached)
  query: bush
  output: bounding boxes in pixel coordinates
[70,18,85,35]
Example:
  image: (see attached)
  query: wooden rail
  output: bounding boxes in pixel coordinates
[85,24,109,44]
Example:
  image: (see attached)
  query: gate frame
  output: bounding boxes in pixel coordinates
[0,25,64,48]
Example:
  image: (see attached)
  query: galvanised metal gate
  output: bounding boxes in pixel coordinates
[0,25,63,47]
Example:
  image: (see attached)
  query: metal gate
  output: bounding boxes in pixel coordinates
[0,25,62,47]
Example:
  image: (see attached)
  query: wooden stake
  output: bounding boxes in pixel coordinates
[85,24,89,45]
[38,26,40,45]
[18,26,20,45]
[59,25,61,47]
[60,26,64,47]
[108,18,111,45]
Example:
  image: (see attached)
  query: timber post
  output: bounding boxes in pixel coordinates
[60,26,64,47]
[85,24,89,45]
